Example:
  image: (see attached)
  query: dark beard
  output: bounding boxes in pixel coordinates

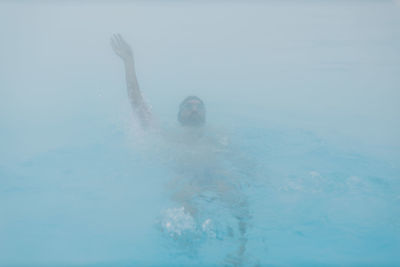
[182,113,205,127]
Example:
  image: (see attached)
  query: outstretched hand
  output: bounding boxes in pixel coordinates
[111,33,133,62]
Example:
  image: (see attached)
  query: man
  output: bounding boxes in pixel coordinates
[110,33,205,131]
[111,34,249,264]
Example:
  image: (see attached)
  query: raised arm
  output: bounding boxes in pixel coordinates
[111,34,152,129]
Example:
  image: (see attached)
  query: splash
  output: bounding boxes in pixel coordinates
[161,207,196,237]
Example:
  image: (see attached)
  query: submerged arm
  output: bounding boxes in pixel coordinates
[111,34,152,129]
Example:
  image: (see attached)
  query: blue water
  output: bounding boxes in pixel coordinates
[1,1,400,266]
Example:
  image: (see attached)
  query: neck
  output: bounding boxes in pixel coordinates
[182,125,205,139]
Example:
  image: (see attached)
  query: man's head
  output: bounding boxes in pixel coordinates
[177,96,206,127]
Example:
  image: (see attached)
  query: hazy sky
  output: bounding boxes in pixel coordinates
[1,0,399,160]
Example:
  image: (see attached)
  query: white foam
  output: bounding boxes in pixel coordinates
[161,207,196,237]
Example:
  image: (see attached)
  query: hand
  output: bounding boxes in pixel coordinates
[111,33,133,62]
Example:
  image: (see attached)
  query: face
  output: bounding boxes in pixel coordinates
[178,99,206,127]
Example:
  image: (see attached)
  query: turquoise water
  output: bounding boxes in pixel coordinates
[1,1,400,266]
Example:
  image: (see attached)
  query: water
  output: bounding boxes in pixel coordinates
[1,1,400,266]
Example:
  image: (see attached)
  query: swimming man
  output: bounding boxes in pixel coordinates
[111,33,249,265]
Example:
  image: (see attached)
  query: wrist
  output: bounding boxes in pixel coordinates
[123,56,134,65]
[124,58,136,71]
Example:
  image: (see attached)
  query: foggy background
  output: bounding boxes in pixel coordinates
[1,0,399,164]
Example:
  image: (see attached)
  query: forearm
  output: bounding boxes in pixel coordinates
[123,57,152,128]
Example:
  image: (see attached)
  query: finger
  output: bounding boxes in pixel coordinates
[113,33,121,47]
[118,33,127,47]
[117,33,123,44]
[114,33,122,46]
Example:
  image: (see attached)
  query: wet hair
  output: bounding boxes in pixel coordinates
[177,95,206,126]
